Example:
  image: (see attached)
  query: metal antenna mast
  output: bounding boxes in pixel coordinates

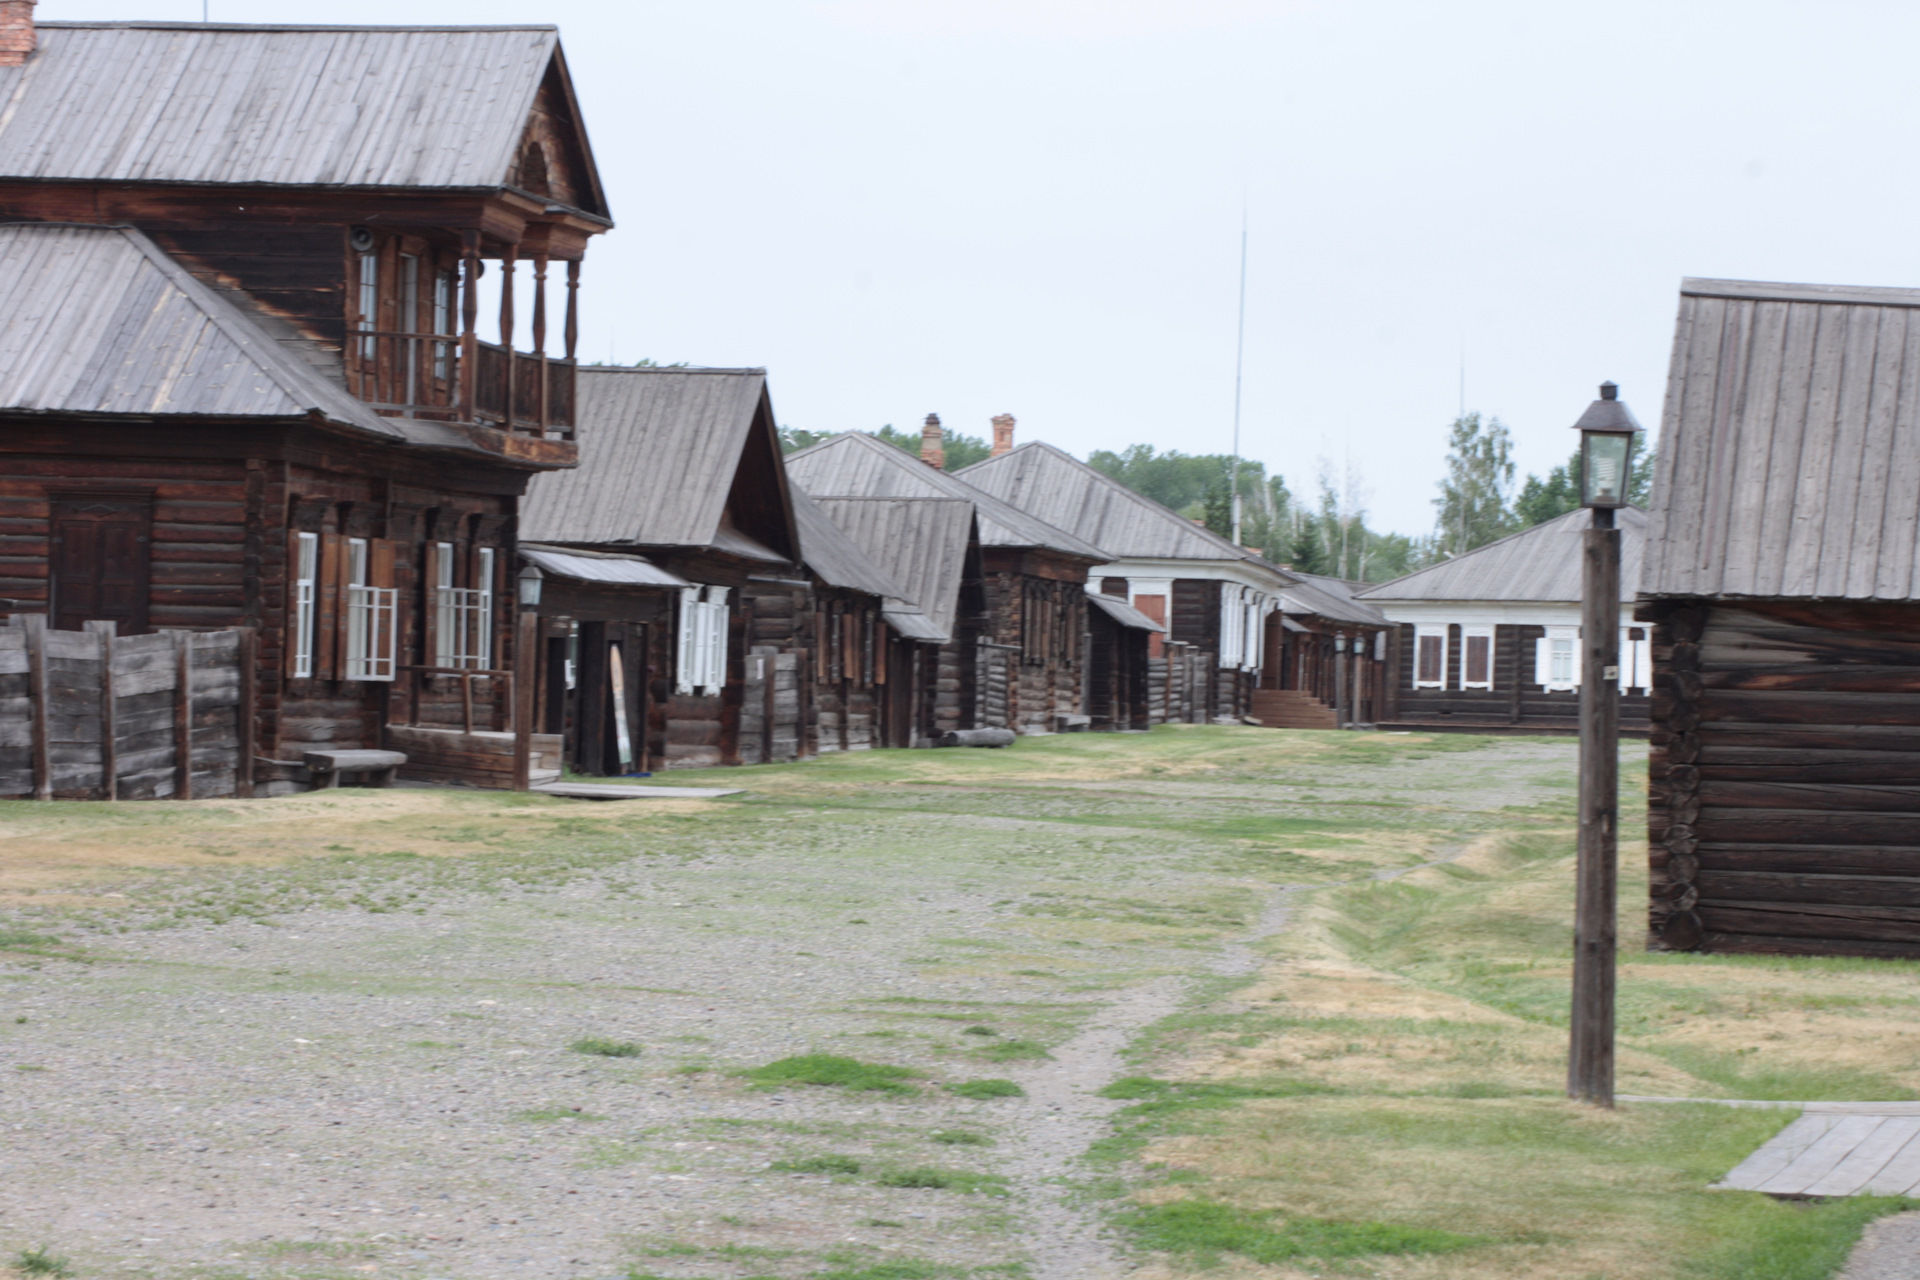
[1230,199,1248,547]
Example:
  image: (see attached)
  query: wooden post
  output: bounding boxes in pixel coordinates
[86,620,117,801]
[564,259,580,361]
[532,253,550,437]
[22,613,48,800]
[1569,507,1620,1106]
[513,608,538,791]
[173,630,195,802]
[237,626,257,799]
[461,673,474,734]
[458,231,481,421]
[499,243,517,430]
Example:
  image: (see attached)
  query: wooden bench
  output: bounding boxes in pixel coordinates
[302,749,406,789]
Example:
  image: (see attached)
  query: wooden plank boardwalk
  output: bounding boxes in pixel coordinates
[1709,1105,1920,1198]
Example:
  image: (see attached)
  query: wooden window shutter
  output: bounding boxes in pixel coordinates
[421,541,440,667]
[816,605,831,683]
[842,610,856,683]
[873,617,887,685]
[317,532,344,681]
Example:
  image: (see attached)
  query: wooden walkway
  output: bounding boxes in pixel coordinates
[1714,1105,1920,1198]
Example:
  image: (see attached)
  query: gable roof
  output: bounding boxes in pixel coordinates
[521,367,798,557]
[790,486,906,599]
[955,441,1274,565]
[0,221,479,447]
[786,432,1107,562]
[1279,573,1389,626]
[0,23,606,216]
[810,497,976,643]
[1358,507,1647,605]
[1643,276,1920,600]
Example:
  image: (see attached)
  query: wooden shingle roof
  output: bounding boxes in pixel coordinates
[809,497,976,643]
[0,22,606,215]
[1643,277,1920,600]
[1359,507,1647,605]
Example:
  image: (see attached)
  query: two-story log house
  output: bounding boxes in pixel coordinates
[0,16,609,791]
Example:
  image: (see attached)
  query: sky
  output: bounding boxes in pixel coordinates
[36,0,1920,533]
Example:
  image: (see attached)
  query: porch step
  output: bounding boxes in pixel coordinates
[1248,689,1340,730]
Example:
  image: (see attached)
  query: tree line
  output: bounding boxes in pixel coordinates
[778,411,1653,584]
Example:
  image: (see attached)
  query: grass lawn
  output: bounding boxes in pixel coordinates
[0,725,1911,1280]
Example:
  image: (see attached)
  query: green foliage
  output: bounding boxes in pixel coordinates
[771,1153,862,1174]
[1086,444,1239,514]
[745,1054,921,1094]
[570,1037,642,1058]
[780,425,833,453]
[14,1248,74,1278]
[872,423,992,470]
[1515,445,1659,528]
[945,1078,1025,1099]
[1433,411,1517,556]
[1119,1199,1482,1265]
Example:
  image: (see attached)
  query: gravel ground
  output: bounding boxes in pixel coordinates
[0,730,1578,1280]
[1844,1213,1920,1280]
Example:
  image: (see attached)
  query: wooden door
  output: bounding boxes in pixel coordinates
[50,495,152,634]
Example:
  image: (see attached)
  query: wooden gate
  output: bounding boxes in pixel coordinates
[976,640,1015,730]
[740,647,801,764]
[0,615,254,801]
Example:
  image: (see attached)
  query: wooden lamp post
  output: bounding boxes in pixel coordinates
[1568,380,1642,1107]
[511,563,544,792]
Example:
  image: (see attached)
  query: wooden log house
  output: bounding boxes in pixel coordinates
[1641,276,1920,959]
[790,428,1107,734]
[1262,573,1392,729]
[803,495,987,743]
[0,18,609,792]
[517,367,807,770]
[955,440,1289,723]
[1357,509,1653,735]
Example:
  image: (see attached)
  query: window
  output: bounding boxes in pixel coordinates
[1623,626,1651,695]
[676,586,731,694]
[432,268,456,381]
[1461,625,1494,690]
[433,542,494,670]
[343,537,397,681]
[292,531,318,678]
[398,253,420,404]
[1413,625,1447,688]
[1536,625,1578,692]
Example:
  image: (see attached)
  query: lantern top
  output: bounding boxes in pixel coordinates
[1571,381,1643,436]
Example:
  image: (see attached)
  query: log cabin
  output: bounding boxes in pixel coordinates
[1263,573,1392,729]
[788,427,1106,734]
[954,439,1289,723]
[1641,276,1920,959]
[1357,510,1653,736]
[804,495,986,742]
[0,17,609,792]
[516,366,805,770]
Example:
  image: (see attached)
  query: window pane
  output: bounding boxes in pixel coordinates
[1466,635,1490,684]
[1418,635,1442,683]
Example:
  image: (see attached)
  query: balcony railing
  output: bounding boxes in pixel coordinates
[350,331,575,440]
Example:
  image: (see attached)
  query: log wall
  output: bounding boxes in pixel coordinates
[1384,622,1650,734]
[1646,599,1920,958]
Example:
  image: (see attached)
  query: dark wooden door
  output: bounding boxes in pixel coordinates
[51,495,152,633]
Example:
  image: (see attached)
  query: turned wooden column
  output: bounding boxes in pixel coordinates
[457,231,480,421]
[499,242,517,430]
[532,253,550,437]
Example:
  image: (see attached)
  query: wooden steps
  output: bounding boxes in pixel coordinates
[1248,689,1339,730]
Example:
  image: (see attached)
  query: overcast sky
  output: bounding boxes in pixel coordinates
[39,0,1920,533]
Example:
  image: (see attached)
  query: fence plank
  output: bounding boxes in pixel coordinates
[21,615,49,800]
[172,630,193,802]
[87,621,118,801]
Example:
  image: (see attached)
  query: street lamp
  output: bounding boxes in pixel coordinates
[1574,381,1642,508]
[1567,380,1642,1109]
[516,563,544,608]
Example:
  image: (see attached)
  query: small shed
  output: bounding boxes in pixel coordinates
[1642,276,1920,958]
[1357,510,1653,735]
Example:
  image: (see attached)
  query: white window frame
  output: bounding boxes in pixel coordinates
[1622,626,1652,695]
[356,250,379,361]
[1537,625,1578,692]
[1413,624,1448,689]
[1460,624,1495,691]
[433,543,494,671]
[701,586,730,696]
[292,531,318,679]
[343,537,396,682]
[675,585,731,695]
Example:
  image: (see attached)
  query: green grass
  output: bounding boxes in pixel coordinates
[874,1167,1010,1195]
[1685,1194,1917,1280]
[929,1129,992,1146]
[570,1037,642,1058]
[771,1153,862,1174]
[13,1247,74,1278]
[513,1106,607,1122]
[945,1078,1024,1099]
[0,929,61,950]
[974,1037,1050,1062]
[1121,1198,1483,1265]
[745,1054,921,1094]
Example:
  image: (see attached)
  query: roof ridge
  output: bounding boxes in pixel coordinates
[579,365,768,376]
[40,22,561,31]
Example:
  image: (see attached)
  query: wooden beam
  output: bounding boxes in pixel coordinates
[237,625,257,799]
[499,242,517,431]
[174,630,195,802]
[1569,509,1620,1106]
[565,259,580,362]
[513,608,538,791]
[86,620,117,802]
[22,613,48,801]
[533,253,550,438]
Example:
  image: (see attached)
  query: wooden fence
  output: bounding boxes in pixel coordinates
[0,616,255,801]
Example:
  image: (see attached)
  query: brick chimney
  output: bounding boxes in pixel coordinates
[0,2,36,68]
[919,413,945,470]
[990,413,1016,457]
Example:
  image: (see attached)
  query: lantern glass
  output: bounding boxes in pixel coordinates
[516,565,543,607]
[1582,432,1632,507]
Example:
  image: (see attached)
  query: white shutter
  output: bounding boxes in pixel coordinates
[676,587,700,694]
[702,587,731,695]
[1533,636,1551,688]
